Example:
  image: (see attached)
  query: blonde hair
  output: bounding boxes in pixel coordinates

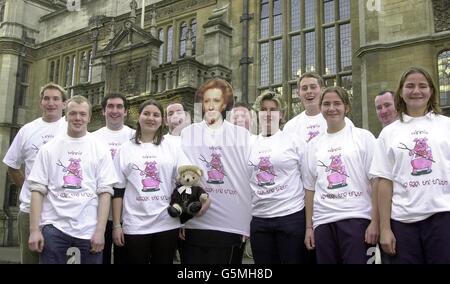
[40,83,67,102]
[65,95,92,117]
[253,90,286,125]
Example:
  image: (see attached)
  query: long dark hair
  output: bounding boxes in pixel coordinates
[134,99,166,145]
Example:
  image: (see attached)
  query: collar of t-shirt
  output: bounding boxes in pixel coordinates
[402,112,434,123]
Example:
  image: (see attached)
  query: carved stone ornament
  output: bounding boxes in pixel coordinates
[433,0,450,32]
[119,61,140,94]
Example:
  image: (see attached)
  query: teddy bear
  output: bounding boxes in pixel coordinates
[167,165,209,224]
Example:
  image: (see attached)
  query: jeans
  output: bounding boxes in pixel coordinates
[40,224,102,264]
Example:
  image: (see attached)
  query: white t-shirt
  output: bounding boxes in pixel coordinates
[163,133,181,147]
[2,117,67,213]
[92,126,135,160]
[114,139,181,235]
[27,133,118,239]
[248,130,308,218]
[304,123,376,229]
[92,125,135,220]
[370,113,450,223]
[179,120,252,236]
[283,111,354,143]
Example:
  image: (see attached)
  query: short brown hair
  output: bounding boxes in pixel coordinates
[297,72,325,89]
[40,83,67,102]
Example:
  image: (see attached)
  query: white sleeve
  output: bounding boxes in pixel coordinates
[27,147,49,186]
[362,131,376,181]
[2,128,25,169]
[177,146,192,168]
[293,138,308,182]
[113,144,127,189]
[282,118,294,134]
[96,148,118,195]
[29,181,48,195]
[369,134,394,181]
[303,142,317,191]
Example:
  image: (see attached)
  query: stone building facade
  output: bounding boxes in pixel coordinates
[0,0,449,245]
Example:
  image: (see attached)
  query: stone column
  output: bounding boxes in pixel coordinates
[0,53,19,246]
[202,5,233,68]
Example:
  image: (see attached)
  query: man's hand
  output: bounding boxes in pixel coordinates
[90,230,105,254]
[28,230,44,252]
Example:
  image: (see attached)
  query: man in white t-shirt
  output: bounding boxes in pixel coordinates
[28,95,118,264]
[284,72,353,143]
[92,93,134,264]
[373,90,398,264]
[283,72,328,264]
[375,90,398,128]
[283,72,327,143]
[2,83,67,264]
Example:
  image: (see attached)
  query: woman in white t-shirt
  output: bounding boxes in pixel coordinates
[370,66,450,264]
[304,86,379,264]
[179,78,252,264]
[112,99,180,264]
[248,90,308,264]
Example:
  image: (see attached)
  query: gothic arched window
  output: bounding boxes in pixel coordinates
[179,22,187,57]
[166,26,173,63]
[258,0,352,118]
[158,28,164,65]
[438,50,450,107]
[190,19,197,56]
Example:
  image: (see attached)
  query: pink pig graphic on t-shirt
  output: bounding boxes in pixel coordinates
[250,156,276,186]
[200,152,225,184]
[57,158,83,189]
[130,161,161,192]
[319,154,348,189]
[142,161,161,192]
[399,137,434,176]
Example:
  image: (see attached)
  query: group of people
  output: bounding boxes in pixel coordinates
[3,65,450,264]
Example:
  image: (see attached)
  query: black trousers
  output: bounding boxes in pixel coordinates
[180,229,244,264]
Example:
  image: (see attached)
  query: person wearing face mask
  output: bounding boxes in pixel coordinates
[247,90,308,264]
[370,67,450,264]
[304,86,378,264]
[178,78,252,264]
[229,102,257,134]
[164,102,191,143]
